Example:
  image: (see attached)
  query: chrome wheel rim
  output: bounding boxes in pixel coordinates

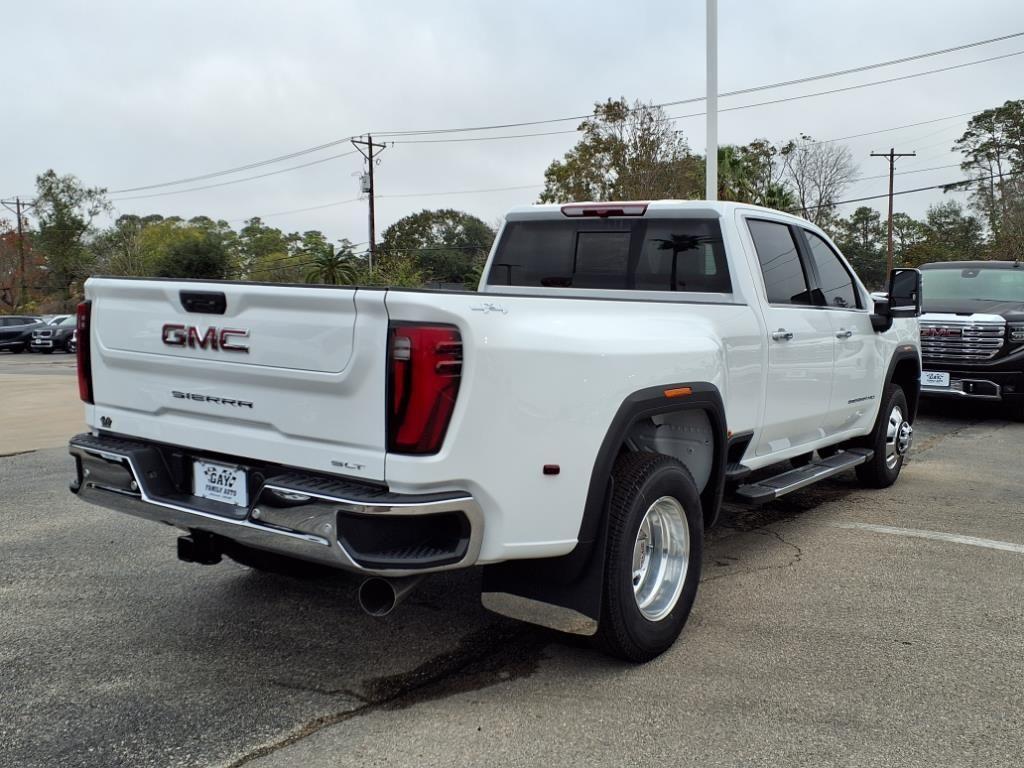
[885,405,912,469]
[631,495,689,621]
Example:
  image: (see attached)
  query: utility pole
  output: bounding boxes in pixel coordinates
[705,0,718,201]
[1,196,33,310]
[870,148,915,274]
[351,134,387,272]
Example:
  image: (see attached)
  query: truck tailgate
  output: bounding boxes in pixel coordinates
[85,278,389,482]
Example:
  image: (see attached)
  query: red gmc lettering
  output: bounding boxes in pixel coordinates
[187,326,219,350]
[162,324,187,346]
[161,324,249,353]
[219,328,250,352]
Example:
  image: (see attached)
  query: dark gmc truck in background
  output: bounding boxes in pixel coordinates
[918,260,1024,419]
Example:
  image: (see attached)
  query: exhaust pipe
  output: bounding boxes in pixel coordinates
[358,575,425,617]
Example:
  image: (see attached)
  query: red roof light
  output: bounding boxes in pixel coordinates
[560,203,649,218]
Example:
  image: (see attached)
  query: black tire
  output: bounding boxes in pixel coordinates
[596,452,704,663]
[11,345,25,354]
[855,384,911,488]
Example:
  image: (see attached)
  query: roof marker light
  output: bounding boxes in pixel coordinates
[560,203,648,218]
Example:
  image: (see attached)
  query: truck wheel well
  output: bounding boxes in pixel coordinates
[623,409,715,497]
[891,357,921,421]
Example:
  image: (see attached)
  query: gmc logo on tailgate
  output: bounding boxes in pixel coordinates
[162,324,250,353]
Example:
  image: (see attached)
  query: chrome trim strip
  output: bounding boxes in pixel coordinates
[70,437,483,577]
[481,592,599,636]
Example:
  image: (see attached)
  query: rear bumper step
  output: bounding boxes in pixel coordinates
[733,448,873,505]
[68,433,483,577]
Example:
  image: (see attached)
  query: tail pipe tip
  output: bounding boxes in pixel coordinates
[358,575,425,617]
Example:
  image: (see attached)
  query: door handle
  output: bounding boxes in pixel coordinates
[835,329,853,339]
[771,329,794,341]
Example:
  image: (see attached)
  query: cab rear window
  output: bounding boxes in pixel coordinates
[486,218,731,293]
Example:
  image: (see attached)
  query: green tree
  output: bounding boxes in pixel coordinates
[891,212,926,267]
[32,170,110,303]
[91,215,151,276]
[154,231,229,279]
[380,209,494,284]
[355,250,424,288]
[834,206,886,288]
[238,217,299,280]
[712,141,796,209]
[538,98,703,203]
[305,237,357,285]
[904,201,985,266]
[952,100,1024,236]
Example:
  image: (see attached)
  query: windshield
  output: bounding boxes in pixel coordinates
[922,267,1024,302]
[57,316,77,327]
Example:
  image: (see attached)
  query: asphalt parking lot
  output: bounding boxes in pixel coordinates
[2,352,1022,767]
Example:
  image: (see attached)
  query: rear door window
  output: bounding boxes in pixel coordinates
[803,231,860,309]
[747,220,814,305]
[486,218,731,293]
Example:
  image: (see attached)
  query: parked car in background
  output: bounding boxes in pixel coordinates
[0,315,45,354]
[31,315,79,353]
[66,328,78,355]
[918,260,1024,420]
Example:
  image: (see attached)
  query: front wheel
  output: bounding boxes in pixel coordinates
[11,345,25,354]
[597,452,703,662]
[855,384,912,488]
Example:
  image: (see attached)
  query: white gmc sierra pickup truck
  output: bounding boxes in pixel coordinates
[68,201,922,661]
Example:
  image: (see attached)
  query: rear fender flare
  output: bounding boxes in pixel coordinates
[481,382,727,631]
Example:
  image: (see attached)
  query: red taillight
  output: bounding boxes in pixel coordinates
[388,323,462,455]
[76,301,93,404]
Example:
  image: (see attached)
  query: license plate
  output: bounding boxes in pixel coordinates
[922,371,950,388]
[193,460,248,507]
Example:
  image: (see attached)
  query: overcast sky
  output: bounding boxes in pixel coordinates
[4,0,1024,247]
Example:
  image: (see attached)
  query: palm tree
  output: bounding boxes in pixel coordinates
[305,248,357,285]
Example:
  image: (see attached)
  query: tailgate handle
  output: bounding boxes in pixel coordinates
[180,291,226,315]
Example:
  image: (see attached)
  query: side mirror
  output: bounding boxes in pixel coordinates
[870,268,922,332]
[888,268,922,318]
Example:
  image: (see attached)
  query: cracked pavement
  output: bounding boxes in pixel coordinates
[1,376,1022,766]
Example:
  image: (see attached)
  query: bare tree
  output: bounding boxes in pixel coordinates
[781,135,857,227]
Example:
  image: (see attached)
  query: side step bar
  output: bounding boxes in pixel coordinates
[733,448,873,505]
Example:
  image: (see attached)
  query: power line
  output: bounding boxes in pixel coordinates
[110,150,360,201]
[101,31,1021,193]
[803,169,1021,212]
[229,197,364,221]
[378,183,542,199]
[376,31,1024,137]
[664,49,1024,123]
[108,139,360,194]
[857,162,961,181]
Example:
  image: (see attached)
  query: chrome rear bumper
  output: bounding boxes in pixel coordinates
[68,433,483,577]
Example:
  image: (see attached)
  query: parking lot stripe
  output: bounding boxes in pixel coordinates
[829,522,1024,554]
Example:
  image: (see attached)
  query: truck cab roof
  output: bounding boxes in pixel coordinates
[504,200,809,224]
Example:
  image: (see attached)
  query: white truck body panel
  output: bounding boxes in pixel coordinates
[78,201,920,567]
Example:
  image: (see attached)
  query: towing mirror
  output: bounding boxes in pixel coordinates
[888,268,922,318]
[870,268,922,332]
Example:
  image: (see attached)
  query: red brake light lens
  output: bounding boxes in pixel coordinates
[76,301,93,404]
[388,324,462,455]
[560,202,648,218]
